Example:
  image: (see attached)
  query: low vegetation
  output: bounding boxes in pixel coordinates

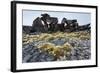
[23,30,90,60]
[37,42,72,59]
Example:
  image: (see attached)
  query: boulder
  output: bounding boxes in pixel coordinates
[61,18,79,32]
[31,17,48,32]
[23,26,32,34]
[78,23,91,31]
[41,13,58,31]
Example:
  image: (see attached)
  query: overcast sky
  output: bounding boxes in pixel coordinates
[23,10,91,26]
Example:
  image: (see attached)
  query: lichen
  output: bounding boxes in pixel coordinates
[37,42,72,59]
[79,35,90,40]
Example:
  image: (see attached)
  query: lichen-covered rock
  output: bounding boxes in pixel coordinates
[22,30,91,63]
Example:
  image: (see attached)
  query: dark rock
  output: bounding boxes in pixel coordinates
[27,51,41,62]
[55,23,65,32]
[61,18,79,32]
[31,17,48,32]
[78,23,91,31]
[23,13,91,33]
[41,13,58,32]
[38,52,55,62]
[23,26,32,34]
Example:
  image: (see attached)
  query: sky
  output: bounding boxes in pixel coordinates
[23,10,91,26]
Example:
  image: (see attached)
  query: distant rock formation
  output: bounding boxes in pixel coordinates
[61,18,90,32]
[23,26,32,33]
[23,13,91,33]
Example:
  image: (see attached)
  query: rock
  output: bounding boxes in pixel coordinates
[31,17,48,32]
[23,26,32,34]
[45,54,56,61]
[78,23,91,31]
[41,13,58,32]
[77,40,91,47]
[22,54,32,63]
[61,18,78,32]
[27,52,40,62]
[22,43,56,62]
[51,38,66,45]
[38,52,55,62]
[22,44,33,59]
[22,29,91,62]
[68,46,91,60]
[23,13,91,33]
[22,43,40,62]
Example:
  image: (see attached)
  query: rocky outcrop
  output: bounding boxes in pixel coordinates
[41,13,58,31]
[31,17,48,33]
[23,26,32,34]
[23,13,91,33]
[61,18,79,32]
[78,23,91,31]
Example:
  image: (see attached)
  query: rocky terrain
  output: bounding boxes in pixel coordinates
[22,30,91,63]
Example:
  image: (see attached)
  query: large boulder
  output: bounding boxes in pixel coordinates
[31,17,48,32]
[41,13,58,32]
[61,18,79,32]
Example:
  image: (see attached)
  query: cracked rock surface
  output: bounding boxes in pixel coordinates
[22,31,91,63]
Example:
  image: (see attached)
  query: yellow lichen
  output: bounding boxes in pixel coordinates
[37,42,72,59]
[63,42,72,51]
[79,35,90,40]
[37,43,55,52]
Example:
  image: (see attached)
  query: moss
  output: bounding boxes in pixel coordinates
[51,47,64,59]
[23,41,30,45]
[37,42,72,59]
[22,30,91,60]
[63,43,72,51]
[37,43,55,52]
[79,35,90,40]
